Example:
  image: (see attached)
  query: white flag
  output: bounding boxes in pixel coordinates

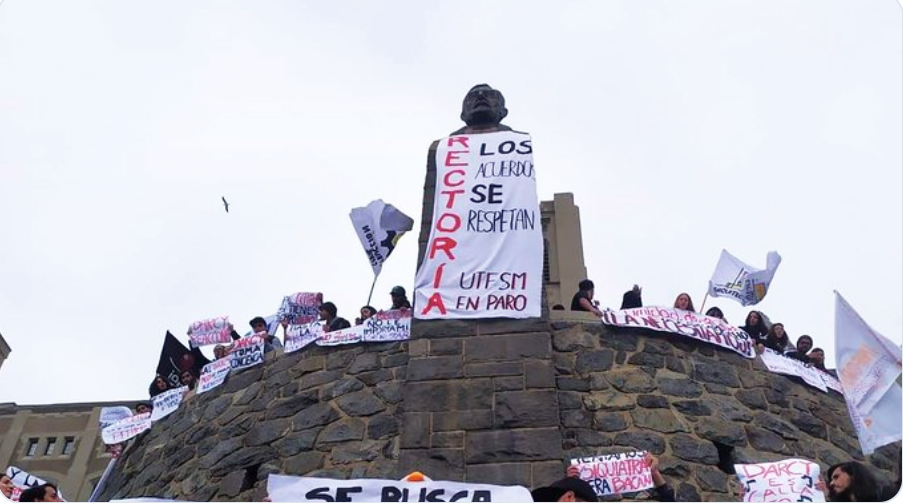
[350,200,414,276]
[834,291,903,454]
[707,249,781,306]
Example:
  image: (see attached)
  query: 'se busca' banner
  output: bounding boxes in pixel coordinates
[414,131,543,320]
[267,474,531,502]
[600,306,756,358]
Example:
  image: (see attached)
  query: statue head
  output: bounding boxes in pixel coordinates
[460,84,508,128]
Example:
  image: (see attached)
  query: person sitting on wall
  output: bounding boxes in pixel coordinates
[319,302,351,333]
[148,374,170,398]
[390,286,413,310]
[760,322,795,354]
[807,347,836,376]
[571,279,603,316]
[213,344,233,360]
[356,305,377,325]
[249,316,283,353]
[180,370,198,392]
[785,335,813,363]
[705,306,727,322]
[18,483,63,502]
[620,284,643,309]
[673,292,696,312]
[741,310,770,345]
[135,402,153,415]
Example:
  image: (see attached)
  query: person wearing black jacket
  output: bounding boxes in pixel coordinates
[741,310,769,343]
[621,284,643,309]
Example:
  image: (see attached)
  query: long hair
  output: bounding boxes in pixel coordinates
[764,322,790,351]
[741,310,768,340]
[826,462,880,502]
[673,293,695,312]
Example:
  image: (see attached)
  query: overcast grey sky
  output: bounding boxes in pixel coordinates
[0,1,900,405]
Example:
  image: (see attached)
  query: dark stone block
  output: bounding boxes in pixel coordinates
[221,415,255,440]
[696,466,729,492]
[332,443,381,464]
[408,356,464,381]
[383,353,409,368]
[669,434,719,464]
[289,355,325,378]
[494,390,559,428]
[326,349,358,370]
[211,446,275,477]
[465,332,551,362]
[431,431,464,449]
[673,400,712,417]
[607,368,656,393]
[375,381,404,404]
[398,448,465,481]
[466,463,531,487]
[525,361,556,388]
[369,414,399,440]
[465,361,523,377]
[642,338,675,355]
[273,429,320,457]
[411,319,477,338]
[745,426,788,453]
[594,412,629,432]
[400,412,431,449]
[477,318,550,336]
[292,403,339,431]
[561,409,593,428]
[558,391,583,410]
[597,330,638,352]
[754,412,799,440]
[576,350,615,374]
[573,429,614,447]
[202,395,233,422]
[319,418,365,444]
[698,345,715,357]
[677,483,701,502]
[348,353,381,374]
[694,418,748,446]
[627,352,665,368]
[216,405,246,427]
[356,369,394,387]
[465,428,562,463]
[552,352,575,375]
[589,373,610,390]
[432,410,493,431]
[246,418,290,446]
[692,360,741,387]
[431,339,463,355]
[584,390,635,411]
[284,451,325,475]
[217,470,245,498]
[532,460,567,487]
[658,378,703,398]
[221,365,265,394]
[658,455,690,478]
[829,429,863,460]
[704,383,730,395]
[336,390,387,417]
[613,431,666,455]
[704,397,753,422]
[297,370,344,391]
[494,376,524,391]
[233,381,263,406]
[764,389,789,408]
[249,386,280,413]
[404,380,492,412]
[789,409,827,439]
[637,395,669,409]
[265,391,319,420]
[665,356,687,374]
[557,377,590,391]
[631,408,688,433]
[735,389,768,410]
[615,351,627,364]
[552,327,597,352]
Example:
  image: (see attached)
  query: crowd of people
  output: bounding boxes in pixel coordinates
[565,280,832,372]
[0,474,64,502]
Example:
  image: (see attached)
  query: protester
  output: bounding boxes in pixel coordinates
[620,284,643,309]
[823,461,882,501]
[319,302,351,332]
[18,483,63,502]
[135,402,152,415]
[740,310,769,344]
[148,375,170,398]
[571,279,603,316]
[785,335,813,363]
[0,473,14,499]
[213,344,232,360]
[356,305,377,325]
[705,306,726,322]
[761,322,795,354]
[673,292,696,312]
[390,286,412,310]
[249,316,283,353]
[180,370,197,391]
[530,476,598,502]
[562,453,674,502]
[808,347,828,371]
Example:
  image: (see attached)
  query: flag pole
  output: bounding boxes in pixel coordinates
[88,455,118,501]
[699,292,709,314]
[366,273,380,306]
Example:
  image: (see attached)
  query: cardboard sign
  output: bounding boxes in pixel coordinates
[735,458,826,502]
[600,306,756,358]
[230,336,265,370]
[188,316,232,347]
[570,451,654,496]
[361,310,412,342]
[267,475,532,502]
[197,358,231,394]
[150,386,187,422]
[278,292,323,325]
[285,322,324,354]
[101,412,152,445]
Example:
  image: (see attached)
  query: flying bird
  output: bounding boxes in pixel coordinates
[221,196,229,213]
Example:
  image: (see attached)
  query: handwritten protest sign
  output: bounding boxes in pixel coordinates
[101,412,152,445]
[413,131,543,320]
[230,336,265,371]
[285,322,324,354]
[100,406,134,429]
[362,310,412,342]
[735,458,826,502]
[278,292,323,325]
[150,386,187,422]
[600,306,756,358]
[187,316,232,347]
[267,474,532,502]
[759,349,828,392]
[317,325,363,347]
[197,358,231,394]
[570,451,654,496]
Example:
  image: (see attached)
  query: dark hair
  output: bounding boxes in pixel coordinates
[319,302,337,318]
[19,483,57,503]
[361,305,377,316]
[797,334,813,347]
[578,279,594,291]
[705,307,724,319]
[249,316,267,327]
[826,461,880,501]
[810,347,824,354]
[674,292,696,312]
[149,374,170,397]
[552,304,566,310]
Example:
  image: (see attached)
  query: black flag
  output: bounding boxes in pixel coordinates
[155,331,210,387]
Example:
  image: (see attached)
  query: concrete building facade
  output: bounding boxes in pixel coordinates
[541,193,588,310]
[0,400,143,501]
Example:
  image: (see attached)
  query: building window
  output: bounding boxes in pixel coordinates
[25,438,38,457]
[44,437,56,456]
[62,437,75,455]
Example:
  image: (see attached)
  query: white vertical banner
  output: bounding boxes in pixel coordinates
[414,132,542,319]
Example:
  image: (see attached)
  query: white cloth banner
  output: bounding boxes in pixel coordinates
[570,451,654,496]
[414,131,543,319]
[150,386,187,422]
[735,458,825,502]
[99,406,134,429]
[600,306,756,358]
[187,316,232,347]
[361,310,412,342]
[350,200,414,276]
[834,291,903,454]
[230,336,265,371]
[285,322,324,353]
[708,249,782,307]
[197,358,231,394]
[759,349,828,393]
[266,474,532,502]
[101,412,152,445]
[316,325,363,347]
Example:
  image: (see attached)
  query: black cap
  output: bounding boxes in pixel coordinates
[390,286,406,296]
[531,477,598,502]
[249,316,267,327]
